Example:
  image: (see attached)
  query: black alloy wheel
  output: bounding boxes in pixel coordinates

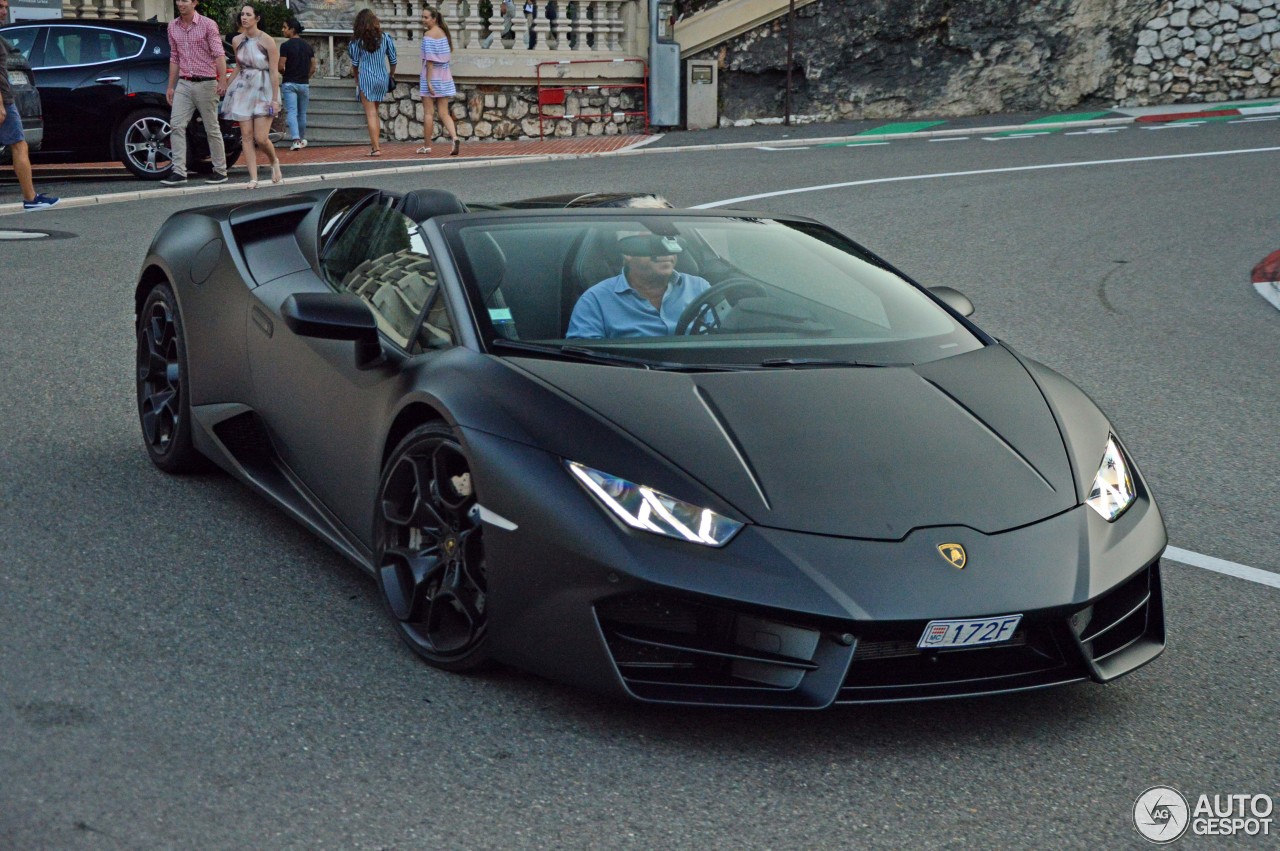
[376,423,489,671]
[136,284,205,472]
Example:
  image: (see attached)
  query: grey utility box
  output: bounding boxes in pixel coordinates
[685,59,718,130]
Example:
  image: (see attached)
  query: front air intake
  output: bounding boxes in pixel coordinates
[594,593,854,708]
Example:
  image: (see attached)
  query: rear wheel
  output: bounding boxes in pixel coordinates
[117,108,175,180]
[375,423,489,671]
[136,284,205,472]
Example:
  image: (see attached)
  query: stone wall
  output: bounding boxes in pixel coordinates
[377,83,647,141]
[1118,0,1279,101]
[693,0,1280,126]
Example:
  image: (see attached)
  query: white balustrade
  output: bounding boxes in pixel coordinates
[369,0,640,58]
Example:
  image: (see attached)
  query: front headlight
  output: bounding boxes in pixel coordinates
[1085,435,1136,521]
[565,460,743,547]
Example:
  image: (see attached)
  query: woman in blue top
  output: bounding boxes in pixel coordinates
[416,6,460,156]
[348,9,397,155]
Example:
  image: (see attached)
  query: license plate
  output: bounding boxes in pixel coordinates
[918,615,1022,649]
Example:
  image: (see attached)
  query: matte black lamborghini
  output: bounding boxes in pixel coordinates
[134,186,1167,708]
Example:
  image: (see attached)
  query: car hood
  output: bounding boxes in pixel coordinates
[511,344,1079,538]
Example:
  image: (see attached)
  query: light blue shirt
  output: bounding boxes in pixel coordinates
[566,271,711,339]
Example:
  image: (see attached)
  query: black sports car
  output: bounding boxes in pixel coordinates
[0,19,242,179]
[135,186,1167,708]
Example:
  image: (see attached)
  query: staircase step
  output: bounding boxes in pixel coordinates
[305,114,371,130]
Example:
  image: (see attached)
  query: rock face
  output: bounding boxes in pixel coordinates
[696,0,1280,122]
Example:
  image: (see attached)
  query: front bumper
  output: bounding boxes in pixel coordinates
[464,429,1167,708]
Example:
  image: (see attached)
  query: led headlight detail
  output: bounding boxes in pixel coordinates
[565,461,743,547]
[1085,435,1136,521]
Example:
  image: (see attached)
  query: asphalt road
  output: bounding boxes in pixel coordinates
[2,118,1278,849]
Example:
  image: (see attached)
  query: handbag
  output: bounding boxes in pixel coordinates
[388,77,397,93]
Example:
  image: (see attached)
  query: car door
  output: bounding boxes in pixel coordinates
[31,25,136,152]
[245,197,461,546]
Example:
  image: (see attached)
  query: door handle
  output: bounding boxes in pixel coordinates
[95,76,122,83]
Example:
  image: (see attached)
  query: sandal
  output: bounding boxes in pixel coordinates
[369,148,382,157]
[415,145,432,154]
[246,180,259,190]
[450,138,460,157]
[271,163,282,184]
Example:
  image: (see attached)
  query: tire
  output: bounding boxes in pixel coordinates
[117,108,176,180]
[375,423,490,672]
[136,284,206,473]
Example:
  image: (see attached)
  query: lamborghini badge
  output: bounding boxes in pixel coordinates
[937,543,967,569]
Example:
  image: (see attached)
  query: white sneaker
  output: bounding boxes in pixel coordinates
[290,140,303,151]
[299,139,308,149]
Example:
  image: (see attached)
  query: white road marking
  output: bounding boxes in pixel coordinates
[1164,547,1280,590]
[691,145,1280,209]
[929,137,968,142]
[1064,128,1125,135]
[755,145,811,151]
[1142,122,1205,129]
[983,132,1052,140]
[1230,116,1279,123]
[845,141,889,147]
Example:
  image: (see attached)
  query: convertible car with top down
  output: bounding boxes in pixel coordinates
[134,185,1167,708]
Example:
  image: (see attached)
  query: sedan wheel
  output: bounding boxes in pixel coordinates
[376,423,489,671]
[136,284,205,472]
[119,108,175,180]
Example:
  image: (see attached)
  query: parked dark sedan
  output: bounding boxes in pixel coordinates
[0,19,241,179]
[0,33,41,162]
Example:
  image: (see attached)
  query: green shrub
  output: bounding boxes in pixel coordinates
[200,0,291,38]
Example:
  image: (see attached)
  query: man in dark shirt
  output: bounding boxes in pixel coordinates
[0,19,59,211]
[278,17,316,151]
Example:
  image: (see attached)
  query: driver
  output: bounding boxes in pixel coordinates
[566,234,710,339]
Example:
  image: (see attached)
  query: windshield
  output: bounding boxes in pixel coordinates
[445,213,984,367]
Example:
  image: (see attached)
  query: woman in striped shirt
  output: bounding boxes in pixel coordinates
[417,6,460,156]
[349,8,397,155]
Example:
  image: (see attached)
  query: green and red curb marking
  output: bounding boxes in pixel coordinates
[1137,100,1280,123]
[982,111,1115,138]
[1252,249,1280,312]
[835,121,947,145]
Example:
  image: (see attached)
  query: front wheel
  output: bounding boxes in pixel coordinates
[136,284,206,472]
[117,108,175,180]
[374,423,490,672]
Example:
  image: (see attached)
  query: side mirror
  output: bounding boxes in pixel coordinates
[929,286,975,317]
[281,292,384,369]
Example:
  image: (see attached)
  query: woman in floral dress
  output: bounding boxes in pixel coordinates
[349,9,397,155]
[417,6,460,156]
[221,3,282,187]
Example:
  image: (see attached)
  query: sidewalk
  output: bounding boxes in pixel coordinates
[28,133,654,178]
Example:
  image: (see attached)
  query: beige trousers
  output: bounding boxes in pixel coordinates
[169,79,227,177]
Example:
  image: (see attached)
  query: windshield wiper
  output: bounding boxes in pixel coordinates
[492,339,744,371]
[759,357,912,369]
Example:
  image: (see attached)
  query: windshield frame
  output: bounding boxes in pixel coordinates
[439,208,994,367]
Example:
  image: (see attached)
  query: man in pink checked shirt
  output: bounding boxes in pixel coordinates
[162,0,228,185]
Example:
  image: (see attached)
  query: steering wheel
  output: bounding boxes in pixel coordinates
[675,277,769,335]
